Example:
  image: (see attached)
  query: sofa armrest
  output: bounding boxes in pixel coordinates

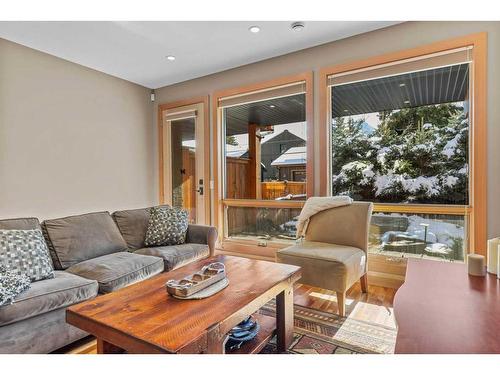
[186,224,218,256]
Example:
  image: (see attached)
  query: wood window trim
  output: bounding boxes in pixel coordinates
[212,72,314,241]
[318,32,487,256]
[157,96,211,224]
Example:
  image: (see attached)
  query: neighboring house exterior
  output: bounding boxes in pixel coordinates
[270,146,307,181]
[241,129,306,181]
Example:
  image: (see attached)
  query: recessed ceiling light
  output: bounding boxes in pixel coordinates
[269,105,276,108]
[166,55,176,61]
[291,22,305,32]
[399,83,406,87]
[404,100,410,104]
[249,26,260,33]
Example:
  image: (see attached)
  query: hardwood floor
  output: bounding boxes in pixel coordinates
[57,281,397,354]
[294,282,397,329]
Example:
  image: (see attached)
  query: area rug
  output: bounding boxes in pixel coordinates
[258,300,397,354]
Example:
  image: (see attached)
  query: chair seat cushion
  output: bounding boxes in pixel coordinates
[276,241,366,292]
[0,271,98,327]
[66,252,164,294]
[135,243,209,271]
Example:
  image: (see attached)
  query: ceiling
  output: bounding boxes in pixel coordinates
[331,63,469,117]
[225,94,306,136]
[0,21,400,88]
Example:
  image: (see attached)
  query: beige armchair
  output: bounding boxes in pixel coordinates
[276,201,373,316]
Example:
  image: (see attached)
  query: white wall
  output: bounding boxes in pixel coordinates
[0,38,155,219]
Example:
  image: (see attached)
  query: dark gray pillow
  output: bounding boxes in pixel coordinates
[0,265,31,306]
[0,229,54,282]
[144,206,188,247]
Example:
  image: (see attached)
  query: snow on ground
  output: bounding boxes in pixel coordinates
[378,213,464,247]
[280,217,298,236]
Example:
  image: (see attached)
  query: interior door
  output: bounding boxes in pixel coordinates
[162,102,207,224]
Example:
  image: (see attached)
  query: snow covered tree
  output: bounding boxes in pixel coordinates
[331,103,469,204]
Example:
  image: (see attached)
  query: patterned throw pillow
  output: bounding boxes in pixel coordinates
[144,206,189,247]
[0,229,54,282]
[0,265,31,306]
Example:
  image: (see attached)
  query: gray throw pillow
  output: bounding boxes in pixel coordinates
[0,265,31,306]
[0,229,54,282]
[144,206,189,247]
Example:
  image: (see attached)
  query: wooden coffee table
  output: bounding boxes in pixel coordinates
[66,255,301,354]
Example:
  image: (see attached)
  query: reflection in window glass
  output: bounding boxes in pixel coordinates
[226,206,301,242]
[223,94,307,200]
[331,64,470,205]
[369,212,465,261]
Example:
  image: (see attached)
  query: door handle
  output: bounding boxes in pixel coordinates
[196,187,204,195]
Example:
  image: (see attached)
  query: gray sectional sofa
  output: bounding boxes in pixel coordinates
[0,206,217,354]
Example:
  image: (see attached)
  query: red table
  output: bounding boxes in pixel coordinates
[394,258,500,353]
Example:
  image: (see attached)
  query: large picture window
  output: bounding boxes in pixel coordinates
[213,74,313,252]
[327,47,473,262]
[221,83,307,201]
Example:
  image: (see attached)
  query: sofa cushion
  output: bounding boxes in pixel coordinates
[66,252,164,294]
[112,205,171,251]
[42,212,128,270]
[112,206,150,250]
[276,241,366,292]
[0,229,54,282]
[135,243,209,271]
[144,206,189,247]
[0,271,98,327]
[0,217,40,230]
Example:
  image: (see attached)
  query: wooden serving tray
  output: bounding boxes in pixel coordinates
[165,262,226,298]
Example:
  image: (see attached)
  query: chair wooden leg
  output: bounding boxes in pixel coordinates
[336,291,346,317]
[360,274,368,293]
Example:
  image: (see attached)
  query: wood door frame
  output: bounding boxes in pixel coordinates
[211,72,314,245]
[158,96,210,224]
[318,32,488,256]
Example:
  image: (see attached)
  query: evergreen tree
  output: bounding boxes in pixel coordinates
[331,103,469,204]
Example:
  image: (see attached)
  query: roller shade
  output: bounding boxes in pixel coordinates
[328,46,473,87]
[218,81,306,108]
[164,109,197,122]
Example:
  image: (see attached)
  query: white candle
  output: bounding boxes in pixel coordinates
[467,254,486,276]
[487,238,499,274]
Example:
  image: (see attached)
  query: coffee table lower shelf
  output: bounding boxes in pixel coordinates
[228,313,276,354]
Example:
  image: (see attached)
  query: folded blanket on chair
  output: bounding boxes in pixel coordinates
[296,196,353,238]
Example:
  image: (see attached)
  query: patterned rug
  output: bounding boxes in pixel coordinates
[258,301,397,354]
